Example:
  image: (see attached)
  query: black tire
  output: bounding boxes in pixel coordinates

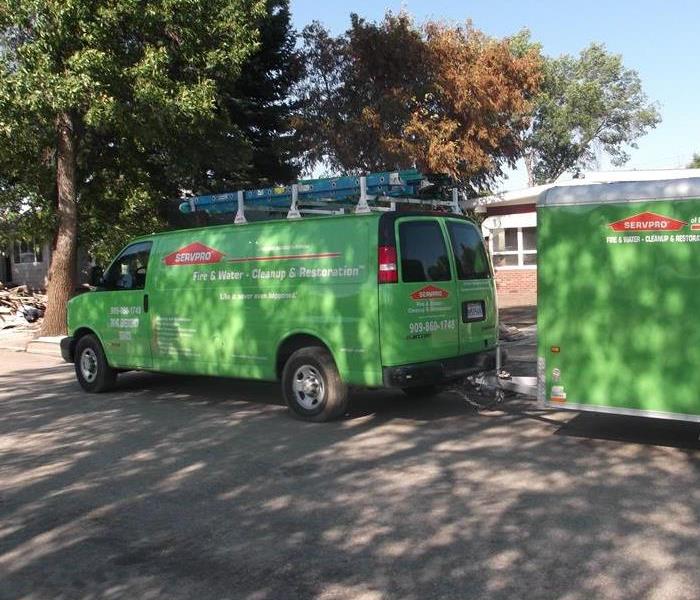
[74,334,117,393]
[401,384,441,398]
[282,347,348,422]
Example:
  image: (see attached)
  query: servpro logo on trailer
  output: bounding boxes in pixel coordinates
[163,242,225,266]
[608,212,686,232]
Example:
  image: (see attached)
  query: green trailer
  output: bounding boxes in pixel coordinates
[537,177,700,422]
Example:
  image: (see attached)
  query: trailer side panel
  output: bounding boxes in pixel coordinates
[538,194,700,421]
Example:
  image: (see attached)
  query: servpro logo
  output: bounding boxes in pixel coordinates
[411,285,449,300]
[608,212,687,232]
[163,242,225,266]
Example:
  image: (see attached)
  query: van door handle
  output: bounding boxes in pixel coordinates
[143,293,149,313]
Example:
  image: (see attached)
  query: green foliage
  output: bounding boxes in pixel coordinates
[525,43,661,185]
[0,179,55,248]
[226,0,303,187]
[689,153,700,169]
[0,0,301,263]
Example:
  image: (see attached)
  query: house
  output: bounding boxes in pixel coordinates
[464,169,700,308]
[0,240,50,289]
[0,239,94,290]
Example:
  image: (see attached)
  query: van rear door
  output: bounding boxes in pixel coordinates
[379,216,459,366]
[444,218,497,354]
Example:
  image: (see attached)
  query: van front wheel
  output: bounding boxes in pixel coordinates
[74,334,117,393]
[282,347,348,422]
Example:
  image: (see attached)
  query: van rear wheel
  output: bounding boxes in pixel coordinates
[74,334,117,393]
[282,347,348,422]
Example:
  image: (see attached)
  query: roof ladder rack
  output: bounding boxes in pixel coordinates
[287,185,301,219]
[234,190,247,224]
[178,169,464,223]
[355,176,371,214]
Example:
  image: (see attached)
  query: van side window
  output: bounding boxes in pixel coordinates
[398,221,451,282]
[102,242,153,291]
[447,222,491,280]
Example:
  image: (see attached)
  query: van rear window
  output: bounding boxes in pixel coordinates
[398,221,451,282]
[447,221,491,280]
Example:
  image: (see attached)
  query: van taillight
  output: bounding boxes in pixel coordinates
[378,245,398,284]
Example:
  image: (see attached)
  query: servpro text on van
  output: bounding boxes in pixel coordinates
[61,212,498,421]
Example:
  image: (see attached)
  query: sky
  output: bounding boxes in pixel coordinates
[289,0,700,191]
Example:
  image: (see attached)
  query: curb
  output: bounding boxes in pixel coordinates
[0,345,29,352]
[25,336,66,357]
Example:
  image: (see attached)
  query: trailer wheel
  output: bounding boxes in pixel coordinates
[401,385,440,398]
[282,347,348,422]
[74,334,117,393]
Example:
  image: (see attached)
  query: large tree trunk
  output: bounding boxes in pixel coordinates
[41,112,78,336]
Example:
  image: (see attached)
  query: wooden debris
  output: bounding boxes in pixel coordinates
[0,285,47,327]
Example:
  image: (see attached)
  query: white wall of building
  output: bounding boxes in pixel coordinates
[481,211,537,270]
[8,241,52,289]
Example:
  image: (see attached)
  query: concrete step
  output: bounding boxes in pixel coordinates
[25,336,65,357]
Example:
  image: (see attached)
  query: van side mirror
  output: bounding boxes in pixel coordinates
[96,274,112,291]
[90,265,105,288]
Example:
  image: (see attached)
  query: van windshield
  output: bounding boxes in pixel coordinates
[446,221,491,280]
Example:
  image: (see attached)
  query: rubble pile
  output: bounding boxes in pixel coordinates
[0,283,47,328]
[499,322,525,342]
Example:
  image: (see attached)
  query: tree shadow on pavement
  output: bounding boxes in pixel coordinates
[1,363,699,600]
[555,411,700,450]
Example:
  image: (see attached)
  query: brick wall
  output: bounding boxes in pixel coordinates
[494,269,537,308]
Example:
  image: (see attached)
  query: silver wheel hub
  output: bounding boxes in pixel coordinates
[80,348,98,383]
[292,365,325,410]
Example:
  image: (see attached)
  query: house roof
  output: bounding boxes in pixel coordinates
[466,169,700,210]
[541,176,700,207]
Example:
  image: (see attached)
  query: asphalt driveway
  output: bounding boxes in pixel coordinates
[1,349,699,599]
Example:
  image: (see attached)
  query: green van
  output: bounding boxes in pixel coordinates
[62,211,498,420]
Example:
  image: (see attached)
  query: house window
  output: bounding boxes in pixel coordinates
[490,227,536,268]
[13,240,43,264]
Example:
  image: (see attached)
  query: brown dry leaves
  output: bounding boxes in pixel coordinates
[394,22,542,181]
[297,14,542,186]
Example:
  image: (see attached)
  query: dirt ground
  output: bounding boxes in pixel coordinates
[1,348,699,600]
[499,305,537,378]
[499,305,536,329]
